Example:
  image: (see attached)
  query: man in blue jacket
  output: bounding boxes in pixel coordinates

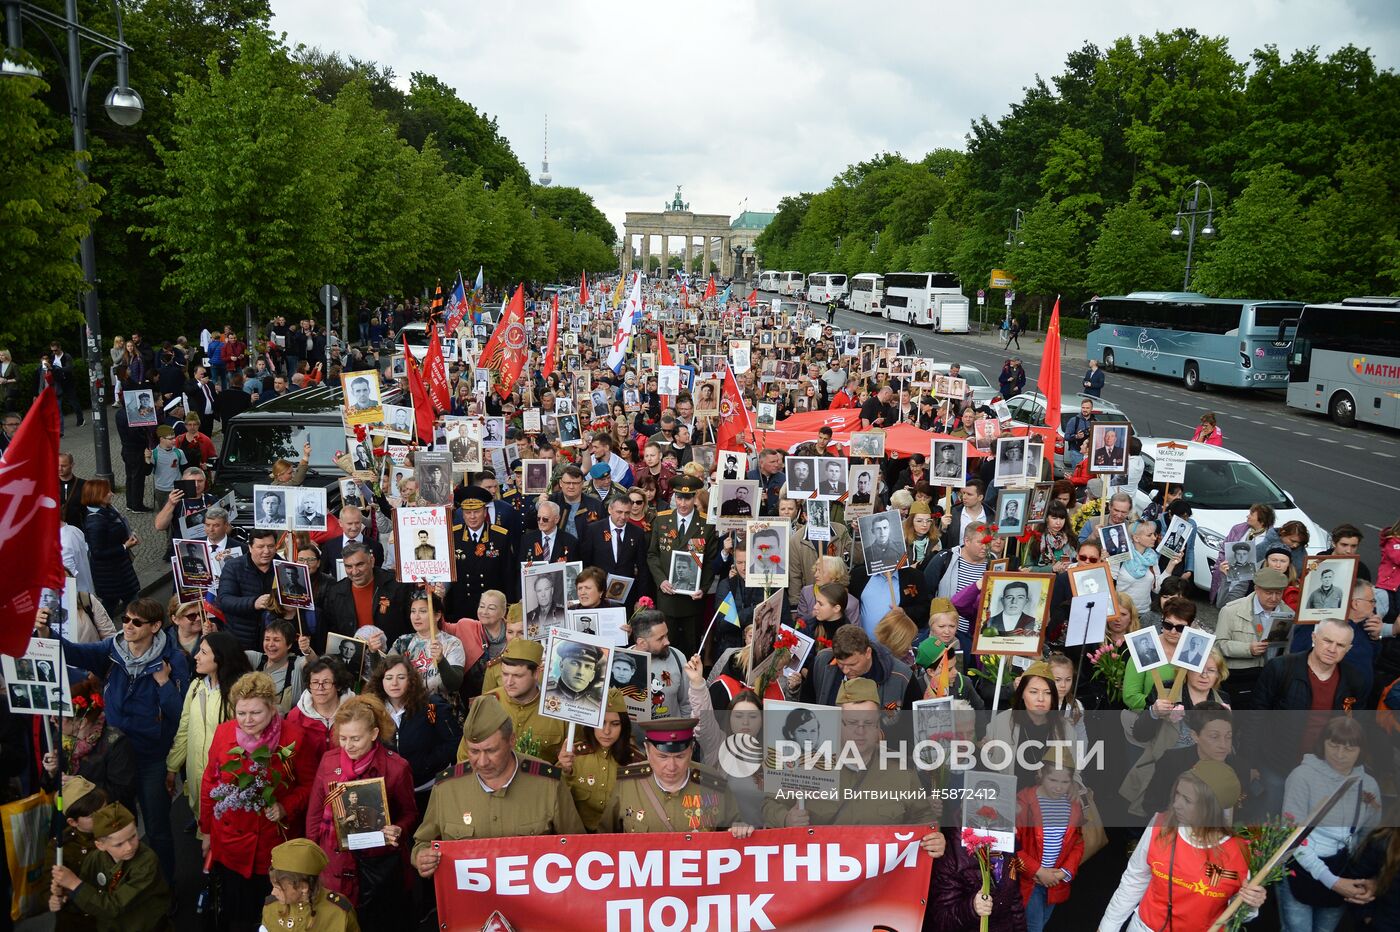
[41,596,190,881]
[216,528,278,650]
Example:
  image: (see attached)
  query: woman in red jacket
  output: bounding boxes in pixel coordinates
[306,694,418,928]
[200,671,317,932]
[1014,754,1084,932]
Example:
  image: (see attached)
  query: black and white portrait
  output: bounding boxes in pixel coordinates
[993,437,1027,486]
[540,632,611,729]
[996,490,1029,536]
[815,457,847,500]
[755,403,777,431]
[1298,556,1358,624]
[858,510,905,576]
[974,573,1050,655]
[718,451,747,481]
[1099,523,1132,564]
[846,465,878,517]
[327,633,368,681]
[1124,626,1167,672]
[1171,628,1216,673]
[124,388,157,428]
[414,452,454,506]
[290,487,328,532]
[849,431,885,459]
[175,539,214,589]
[521,564,569,639]
[252,485,288,529]
[668,550,702,596]
[745,521,790,589]
[785,456,817,496]
[1090,424,1129,473]
[931,439,966,486]
[521,459,551,495]
[274,558,314,609]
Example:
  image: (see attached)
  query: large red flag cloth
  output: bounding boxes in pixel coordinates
[716,362,754,453]
[0,386,65,657]
[1035,297,1063,470]
[424,325,452,415]
[542,293,560,379]
[403,335,436,442]
[478,284,529,398]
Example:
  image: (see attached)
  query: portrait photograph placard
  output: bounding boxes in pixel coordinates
[993,437,1028,487]
[713,479,759,530]
[667,549,703,596]
[340,373,384,426]
[338,478,367,510]
[858,510,906,576]
[330,776,389,851]
[374,404,415,441]
[393,505,454,584]
[846,464,879,517]
[521,562,569,639]
[174,538,214,589]
[252,485,290,530]
[327,633,369,681]
[784,455,818,497]
[522,407,542,434]
[930,439,967,486]
[1158,515,1192,560]
[273,558,314,610]
[1089,424,1130,474]
[1297,555,1358,624]
[762,699,840,796]
[1067,562,1121,619]
[716,450,748,481]
[1170,628,1217,673]
[994,489,1029,537]
[520,459,551,495]
[287,487,328,533]
[1099,523,1132,566]
[962,771,1018,853]
[1,638,72,717]
[849,431,886,459]
[804,499,831,542]
[413,451,454,506]
[604,574,634,606]
[1123,626,1168,673]
[344,436,376,479]
[755,403,777,430]
[538,630,613,730]
[608,647,651,722]
[694,379,721,417]
[124,388,158,428]
[813,457,848,500]
[745,520,790,589]
[1028,483,1053,523]
[974,572,1052,656]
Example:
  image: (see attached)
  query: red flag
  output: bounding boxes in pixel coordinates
[703,276,717,302]
[1035,297,1063,468]
[579,272,589,306]
[681,283,689,308]
[542,293,560,378]
[715,362,753,453]
[402,335,436,442]
[656,326,675,409]
[424,325,452,415]
[0,386,65,657]
[478,284,529,399]
[747,289,758,309]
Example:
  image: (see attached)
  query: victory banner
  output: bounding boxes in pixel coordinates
[433,826,933,931]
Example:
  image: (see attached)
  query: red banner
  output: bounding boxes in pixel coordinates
[433,826,933,931]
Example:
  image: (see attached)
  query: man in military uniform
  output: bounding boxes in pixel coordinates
[600,719,753,837]
[462,639,568,765]
[260,839,359,932]
[763,679,946,860]
[446,486,518,620]
[413,529,437,561]
[340,788,385,833]
[415,695,583,879]
[646,475,718,657]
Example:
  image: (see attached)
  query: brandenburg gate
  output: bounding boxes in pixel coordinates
[622,187,736,278]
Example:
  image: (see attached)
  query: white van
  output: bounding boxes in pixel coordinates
[806,273,848,305]
[882,272,969,331]
[778,271,805,297]
[758,270,780,292]
[848,273,884,315]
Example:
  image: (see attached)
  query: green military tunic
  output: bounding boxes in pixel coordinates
[480,656,503,695]
[458,687,569,765]
[600,761,741,833]
[68,844,171,932]
[260,889,360,932]
[55,829,98,932]
[411,754,585,861]
[645,507,718,628]
[761,752,940,829]
[565,744,635,832]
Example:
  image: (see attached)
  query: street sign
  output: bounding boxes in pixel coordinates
[990,269,1013,288]
[320,284,341,306]
[976,288,986,306]
[1004,291,1014,308]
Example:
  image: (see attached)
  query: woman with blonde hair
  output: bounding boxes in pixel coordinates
[903,502,940,571]
[306,694,417,927]
[200,672,318,929]
[874,608,919,668]
[794,556,861,631]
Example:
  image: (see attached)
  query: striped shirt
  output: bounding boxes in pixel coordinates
[1038,794,1073,867]
[952,556,988,634]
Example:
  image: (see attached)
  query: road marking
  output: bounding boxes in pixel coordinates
[1346,444,1364,450]
[1318,438,1338,444]
[1299,460,1400,492]
[1376,452,1394,459]
[1167,419,1197,431]
[1293,431,1311,437]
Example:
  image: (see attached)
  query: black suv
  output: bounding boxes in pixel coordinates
[211,383,394,527]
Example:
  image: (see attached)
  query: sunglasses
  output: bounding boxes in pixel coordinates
[1160,621,1189,632]
[122,615,156,627]
[181,612,202,621]
[1075,553,1099,562]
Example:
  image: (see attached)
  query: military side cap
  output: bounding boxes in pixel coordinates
[1192,760,1242,810]
[460,486,492,511]
[836,678,880,706]
[1254,567,1289,590]
[464,694,511,743]
[587,462,611,480]
[908,501,932,517]
[501,638,544,666]
[915,636,954,669]
[269,838,328,876]
[642,717,699,752]
[1021,660,1056,683]
[928,597,957,617]
[558,640,603,663]
[63,776,99,811]
[606,688,627,715]
[672,475,703,496]
[90,803,135,840]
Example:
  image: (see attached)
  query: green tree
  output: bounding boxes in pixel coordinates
[530,186,617,245]
[1005,200,1085,299]
[1191,165,1318,299]
[143,29,345,320]
[401,74,528,191]
[1087,198,1178,295]
[0,70,101,348]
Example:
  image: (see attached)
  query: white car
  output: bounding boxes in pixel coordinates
[1130,439,1329,593]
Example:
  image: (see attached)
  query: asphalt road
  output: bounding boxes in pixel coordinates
[765,292,1400,570]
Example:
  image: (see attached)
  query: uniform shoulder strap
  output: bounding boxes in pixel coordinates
[617,761,652,780]
[324,890,353,912]
[517,756,562,780]
[436,761,473,782]
[689,765,726,792]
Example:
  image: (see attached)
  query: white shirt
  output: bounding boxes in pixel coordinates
[59,525,93,594]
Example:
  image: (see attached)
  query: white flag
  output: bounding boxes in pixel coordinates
[606,273,642,372]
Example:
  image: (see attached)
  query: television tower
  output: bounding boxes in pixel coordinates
[538,115,552,187]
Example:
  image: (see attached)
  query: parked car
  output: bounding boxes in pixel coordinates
[210,383,398,529]
[1004,392,1132,476]
[1130,438,1329,594]
[931,362,997,407]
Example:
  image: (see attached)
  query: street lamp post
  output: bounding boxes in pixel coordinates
[1171,179,1215,291]
[3,0,143,482]
[1003,207,1024,324]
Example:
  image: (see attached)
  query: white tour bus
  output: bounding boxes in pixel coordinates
[881,271,970,331]
[778,271,805,297]
[806,273,849,305]
[758,270,780,292]
[848,273,884,315]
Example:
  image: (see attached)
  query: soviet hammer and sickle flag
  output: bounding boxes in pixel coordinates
[477,284,529,399]
[0,386,65,657]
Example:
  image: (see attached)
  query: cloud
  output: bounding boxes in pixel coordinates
[270,0,1399,236]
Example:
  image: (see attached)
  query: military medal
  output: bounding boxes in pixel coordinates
[586,775,595,786]
[635,810,645,821]
[463,812,473,825]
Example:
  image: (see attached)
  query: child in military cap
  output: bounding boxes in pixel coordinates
[264,838,360,932]
[52,777,106,932]
[49,802,171,932]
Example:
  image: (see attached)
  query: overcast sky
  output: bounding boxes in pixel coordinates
[271,1,1399,238]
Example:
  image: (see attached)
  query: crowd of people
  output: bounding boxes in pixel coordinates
[9,276,1400,932]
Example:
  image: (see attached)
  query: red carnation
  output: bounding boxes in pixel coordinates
[770,555,781,564]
